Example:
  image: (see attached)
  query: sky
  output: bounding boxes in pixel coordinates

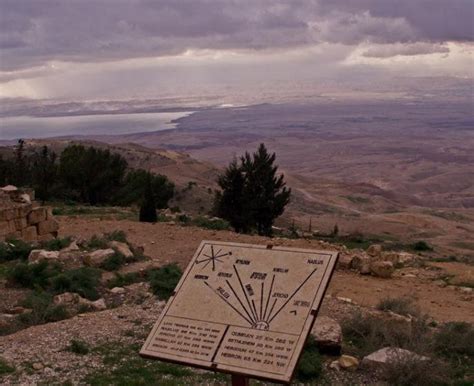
[0,0,473,101]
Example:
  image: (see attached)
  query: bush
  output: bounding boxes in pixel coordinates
[376,297,420,317]
[68,339,90,355]
[107,272,141,289]
[8,260,62,289]
[85,235,109,250]
[0,239,33,262]
[434,322,474,358]
[342,311,430,357]
[0,357,15,375]
[382,356,448,386]
[412,240,433,251]
[105,230,127,243]
[19,291,68,326]
[40,236,72,251]
[295,337,323,382]
[192,216,230,230]
[50,267,102,300]
[147,264,182,300]
[100,253,126,271]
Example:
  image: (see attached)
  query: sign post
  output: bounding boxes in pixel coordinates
[141,241,338,384]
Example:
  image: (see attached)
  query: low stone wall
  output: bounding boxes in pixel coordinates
[0,186,59,242]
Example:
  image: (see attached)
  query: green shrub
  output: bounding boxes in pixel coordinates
[382,356,448,386]
[19,291,68,326]
[8,260,62,289]
[147,264,182,300]
[40,236,72,251]
[412,240,433,251]
[192,216,230,230]
[177,214,190,224]
[105,230,127,243]
[434,322,474,358]
[0,239,33,262]
[68,339,90,355]
[100,253,126,271]
[0,357,15,375]
[107,272,141,289]
[85,235,109,250]
[376,297,420,317]
[342,311,430,357]
[295,337,323,381]
[50,267,102,300]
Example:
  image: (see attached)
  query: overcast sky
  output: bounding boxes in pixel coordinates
[0,0,472,101]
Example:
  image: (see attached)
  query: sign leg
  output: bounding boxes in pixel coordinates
[231,374,249,386]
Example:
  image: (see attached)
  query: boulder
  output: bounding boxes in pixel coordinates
[86,248,115,266]
[361,347,429,369]
[27,207,47,225]
[109,241,133,259]
[53,292,95,314]
[398,252,416,265]
[351,254,371,274]
[22,226,38,242]
[28,249,60,264]
[337,254,354,270]
[381,251,400,265]
[367,244,383,257]
[370,261,394,278]
[311,316,342,355]
[57,250,86,269]
[91,298,107,311]
[338,355,359,371]
[20,193,31,204]
[37,219,59,235]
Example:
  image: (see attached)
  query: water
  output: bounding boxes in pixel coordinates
[0,111,193,140]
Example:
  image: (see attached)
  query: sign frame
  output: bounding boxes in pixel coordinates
[140,240,339,384]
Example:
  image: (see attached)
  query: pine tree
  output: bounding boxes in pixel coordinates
[215,144,291,236]
[215,160,249,233]
[32,146,58,203]
[14,139,28,186]
[139,174,157,223]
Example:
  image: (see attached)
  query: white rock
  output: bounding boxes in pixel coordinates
[87,248,115,266]
[311,316,342,354]
[28,249,60,264]
[109,241,133,258]
[110,287,126,294]
[91,298,107,311]
[20,193,31,204]
[1,185,18,192]
[362,347,429,369]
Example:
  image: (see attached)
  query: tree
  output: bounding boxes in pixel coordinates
[139,174,157,223]
[114,169,174,208]
[13,139,29,186]
[31,146,58,203]
[215,144,291,236]
[215,160,249,233]
[59,145,127,204]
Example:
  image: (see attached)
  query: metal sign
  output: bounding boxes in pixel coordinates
[140,241,339,383]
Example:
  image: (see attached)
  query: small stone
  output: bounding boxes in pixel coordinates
[32,362,44,371]
[110,287,126,294]
[370,261,394,278]
[91,298,107,311]
[336,297,353,304]
[458,287,473,294]
[338,355,359,371]
[329,360,341,371]
[367,244,383,257]
[86,248,115,266]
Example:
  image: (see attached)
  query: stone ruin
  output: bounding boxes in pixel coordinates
[0,185,59,242]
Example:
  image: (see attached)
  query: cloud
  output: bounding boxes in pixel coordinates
[0,0,472,73]
[362,42,450,58]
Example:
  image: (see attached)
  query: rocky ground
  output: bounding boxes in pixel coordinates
[0,216,473,385]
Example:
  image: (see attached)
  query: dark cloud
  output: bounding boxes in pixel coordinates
[0,0,472,71]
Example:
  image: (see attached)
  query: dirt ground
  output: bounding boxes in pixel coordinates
[59,217,474,324]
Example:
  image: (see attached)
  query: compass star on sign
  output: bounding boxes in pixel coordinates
[195,245,232,271]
